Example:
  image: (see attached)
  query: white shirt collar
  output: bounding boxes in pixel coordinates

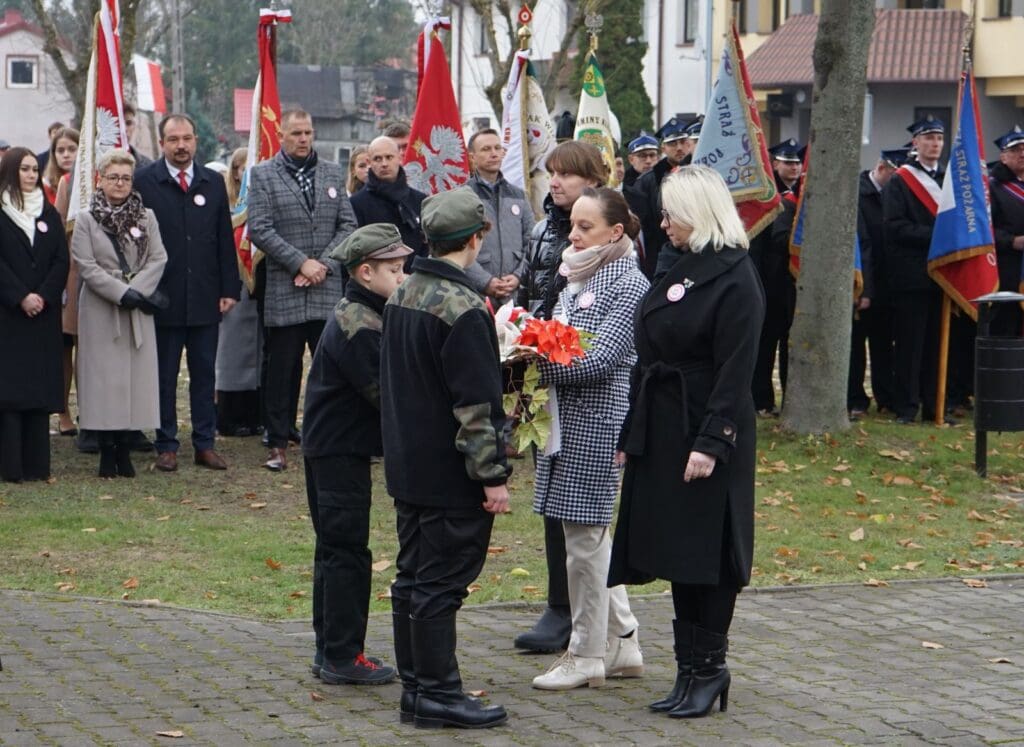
[164,159,194,181]
[868,170,883,193]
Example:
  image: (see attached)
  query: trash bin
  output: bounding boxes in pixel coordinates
[973,291,1024,476]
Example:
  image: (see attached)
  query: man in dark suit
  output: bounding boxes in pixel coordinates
[350,136,427,266]
[988,125,1024,336]
[248,109,357,472]
[134,113,241,472]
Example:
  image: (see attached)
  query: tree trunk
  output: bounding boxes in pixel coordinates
[781,0,875,434]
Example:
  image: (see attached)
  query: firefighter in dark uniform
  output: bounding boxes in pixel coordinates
[988,125,1024,336]
[381,187,511,730]
[749,138,803,415]
[883,116,949,423]
[631,117,702,279]
[849,147,909,415]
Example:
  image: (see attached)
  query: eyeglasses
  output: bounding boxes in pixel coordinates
[103,174,133,184]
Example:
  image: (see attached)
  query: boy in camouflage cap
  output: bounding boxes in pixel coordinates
[381,187,511,729]
[302,223,411,686]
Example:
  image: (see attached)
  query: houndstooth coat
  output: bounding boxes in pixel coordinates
[533,254,650,526]
[247,153,357,327]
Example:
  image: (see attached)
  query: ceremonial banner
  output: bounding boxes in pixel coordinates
[788,151,864,299]
[692,22,780,238]
[502,50,556,218]
[234,7,291,291]
[927,69,999,320]
[405,19,470,194]
[132,54,166,113]
[69,0,128,224]
[574,51,618,188]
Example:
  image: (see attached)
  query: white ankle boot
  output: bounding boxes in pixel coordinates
[605,631,644,677]
[532,651,606,690]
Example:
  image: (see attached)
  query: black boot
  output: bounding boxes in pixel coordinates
[98,432,116,478]
[411,615,507,729]
[114,431,135,478]
[515,518,570,652]
[650,619,694,712]
[667,625,730,718]
[392,598,417,724]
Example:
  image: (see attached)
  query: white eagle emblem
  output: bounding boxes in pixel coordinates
[95,107,121,155]
[405,126,467,193]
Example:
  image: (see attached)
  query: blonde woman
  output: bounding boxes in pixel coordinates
[609,165,765,719]
[346,145,369,196]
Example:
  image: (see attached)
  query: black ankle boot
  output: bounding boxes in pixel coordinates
[114,432,135,478]
[667,625,730,718]
[392,598,417,724]
[650,619,694,712]
[411,615,507,729]
[513,605,571,652]
[98,432,116,478]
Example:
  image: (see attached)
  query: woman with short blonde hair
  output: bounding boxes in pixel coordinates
[609,162,765,720]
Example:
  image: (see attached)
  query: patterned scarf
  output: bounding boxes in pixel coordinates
[89,188,150,269]
[282,150,318,209]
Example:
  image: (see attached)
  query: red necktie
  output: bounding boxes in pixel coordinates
[177,170,188,192]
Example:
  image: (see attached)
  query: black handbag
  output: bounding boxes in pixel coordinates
[108,232,169,315]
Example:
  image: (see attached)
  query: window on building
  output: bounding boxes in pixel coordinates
[998,0,1024,16]
[679,0,699,44]
[7,56,37,88]
[478,14,490,55]
[900,0,944,8]
[336,147,351,175]
[787,0,815,16]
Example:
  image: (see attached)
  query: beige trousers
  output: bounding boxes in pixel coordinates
[563,521,639,658]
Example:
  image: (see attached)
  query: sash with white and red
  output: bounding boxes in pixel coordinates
[993,176,1024,207]
[896,164,942,217]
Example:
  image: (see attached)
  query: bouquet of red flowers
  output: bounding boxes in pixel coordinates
[491,302,588,452]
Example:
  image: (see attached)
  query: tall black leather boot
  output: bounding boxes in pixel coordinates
[114,431,135,478]
[667,625,730,718]
[514,517,571,652]
[650,619,694,712]
[97,431,116,478]
[392,598,417,724]
[411,615,507,729]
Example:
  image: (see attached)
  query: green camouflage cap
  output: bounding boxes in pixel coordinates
[331,223,413,269]
[421,187,486,242]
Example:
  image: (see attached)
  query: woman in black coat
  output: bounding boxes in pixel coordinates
[0,147,70,482]
[609,165,765,718]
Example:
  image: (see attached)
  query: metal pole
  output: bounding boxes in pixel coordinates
[169,0,185,112]
[704,0,714,112]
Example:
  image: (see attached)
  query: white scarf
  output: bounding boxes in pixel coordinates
[1,188,44,244]
[562,234,633,294]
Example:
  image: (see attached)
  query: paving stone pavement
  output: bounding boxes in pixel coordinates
[1,577,1022,746]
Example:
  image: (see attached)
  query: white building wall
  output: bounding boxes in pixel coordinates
[0,29,75,151]
[642,0,711,127]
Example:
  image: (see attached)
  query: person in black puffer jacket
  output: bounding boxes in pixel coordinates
[519,141,608,320]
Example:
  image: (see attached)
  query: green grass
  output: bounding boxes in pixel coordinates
[0,412,1021,620]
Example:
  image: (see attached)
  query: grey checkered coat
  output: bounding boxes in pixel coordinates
[533,254,649,526]
[247,153,357,327]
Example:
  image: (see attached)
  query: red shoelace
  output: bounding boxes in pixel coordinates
[355,653,379,670]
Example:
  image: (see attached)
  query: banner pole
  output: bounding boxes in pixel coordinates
[935,293,951,426]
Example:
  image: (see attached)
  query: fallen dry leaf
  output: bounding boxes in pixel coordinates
[509,567,531,577]
[371,559,392,572]
[962,578,988,588]
[891,476,915,487]
[376,589,393,600]
[987,657,1012,664]
[466,583,482,594]
[486,546,507,555]
[55,582,76,592]
[467,689,487,697]
[140,598,161,605]
[39,550,51,558]
[967,509,993,523]
[289,590,307,599]
[265,557,282,570]
[310,691,325,702]
[195,505,211,511]
[98,494,114,501]
[898,538,924,549]
[863,578,889,587]
[878,449,905,461]
[155,515,171,521]
[280,483,294,489]
[921,641,944,649]
[832,464,851,472]
[122,577,140,589]
[156,731,184,739]
[849,527,865,542]
[891,562,924,571]
[81,527,97,533]
[521,585,539,593]
[248,502,268,510]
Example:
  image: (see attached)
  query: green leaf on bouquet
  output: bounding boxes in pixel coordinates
[522,362,541,393]
[503,393,519,416]
[529,387,549,408]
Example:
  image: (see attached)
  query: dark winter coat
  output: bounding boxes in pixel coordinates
[133,159,241,327]
[0,200,69,412]
[520,195,571,318]
[463,172,533,295]
[859,170,887,303]
[882,160,944,293]
[609,245,765,588]
[349,168,427,263]
[380,256,511,508]
[302,282,385,459]
[988,162,1024,295]
[632,157,676,279]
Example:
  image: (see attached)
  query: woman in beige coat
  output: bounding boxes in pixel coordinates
[72,149,166,478]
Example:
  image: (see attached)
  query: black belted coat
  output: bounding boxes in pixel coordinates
[609,245,765,588]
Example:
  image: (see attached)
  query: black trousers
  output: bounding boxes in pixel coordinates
[305,454,373,663]
[216,389,262,435]
[671,514,739,636]
[989,301,1023,338]
[544,516,570,608]
[865,302,897,412]
[947,311,975,408]
[752,280,795,412]
[893,290,943,420]
[848,308,871,412]
[0,410,50,482]
[264,321,325,449]
[391,500,494,621]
